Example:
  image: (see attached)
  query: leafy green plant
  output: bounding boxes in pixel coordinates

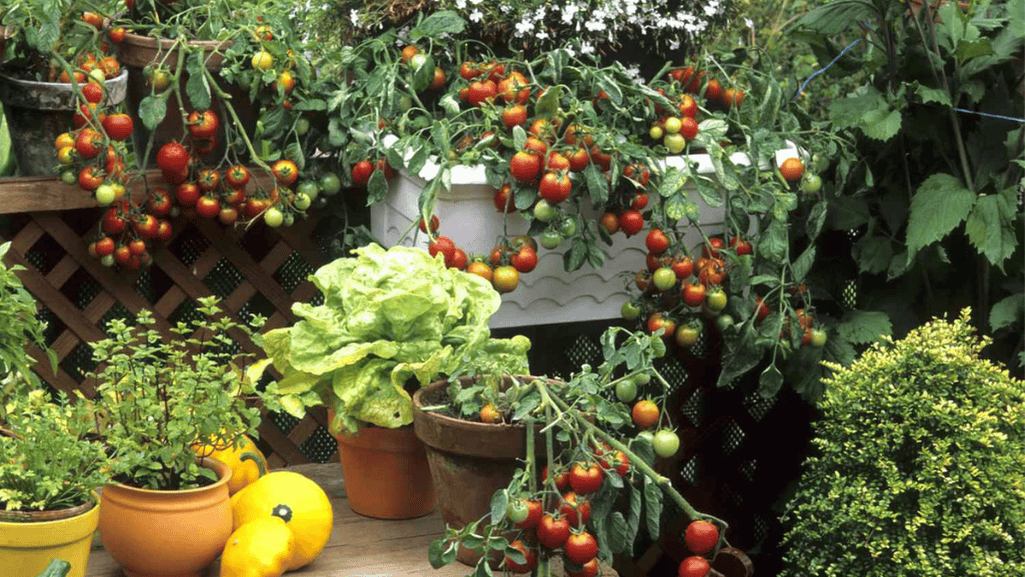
[779,309,1025,576]
[0,241,55,394]
[253,243,531,434]
[87,296,276,490]
[0,387,110,512]
[789,0,1024,370]
[427,327,730,575]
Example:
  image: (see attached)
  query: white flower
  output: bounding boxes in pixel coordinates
[455,0,466,8]
[470,9,483,22]
[745,17,755,29]
[515,20,533,36]
[469,0,483,4]
[536,30,549,40]
[349,9,360,26]
[579,41,595,54]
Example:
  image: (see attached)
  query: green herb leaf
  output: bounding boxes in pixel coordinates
[990,293,1025,332]
[837,310,892,344]
[906,173,976,262]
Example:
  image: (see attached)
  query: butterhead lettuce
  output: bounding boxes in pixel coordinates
[253,243,530,434]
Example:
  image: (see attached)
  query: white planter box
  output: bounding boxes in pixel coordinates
[371,145,798,329]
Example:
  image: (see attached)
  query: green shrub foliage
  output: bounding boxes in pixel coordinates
[780,309,1025,576]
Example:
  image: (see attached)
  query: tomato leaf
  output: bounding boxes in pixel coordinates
[625,482,643,542]
[472,557,493,577]
[584,163,608,206]
[791,246,816,284]
[806,200,828,240]
[837,310,892,344]
[512,125,527,151]
[989,292,1025,332]
[284,143,304,170]
[546,49,568,81]
[664,193,688,221]
[758,363,784,399]
[643,474,663,539]
[490,489,508,525]
[535,85,562,118]
[757,220,788,264]
[514,183,537,211]
[365,169,388,205]
[185,52,212,112]
[139,95,169,131]
[608,512,630,554]
[906,173,976,263]
[658,167,688,198]
[587,242,607,269]
[594,71,623,106]
[564,238,588,272]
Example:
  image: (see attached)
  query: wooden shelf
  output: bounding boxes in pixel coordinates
[0,174,102,214]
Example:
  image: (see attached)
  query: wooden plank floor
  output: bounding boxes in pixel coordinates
[84,463,469,577]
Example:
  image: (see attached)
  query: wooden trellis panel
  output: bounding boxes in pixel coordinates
[0,175,337,468]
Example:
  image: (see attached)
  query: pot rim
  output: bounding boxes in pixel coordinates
[0,490,99,524]
[106,457,232,495]
[412,375,555,430]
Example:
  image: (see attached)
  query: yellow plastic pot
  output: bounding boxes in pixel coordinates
[0,492,100,577]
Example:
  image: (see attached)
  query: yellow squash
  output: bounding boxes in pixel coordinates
[220,517,296,577]
[191,435,269,495]
[229,471,333,570]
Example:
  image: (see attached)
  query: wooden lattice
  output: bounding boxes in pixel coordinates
[0,174,336,469]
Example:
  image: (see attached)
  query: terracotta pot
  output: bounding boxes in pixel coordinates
[412,375,560,566]
[331,422,436,520]
[118,32,256,167]
[98,458,233,577]
[0,492,100,577]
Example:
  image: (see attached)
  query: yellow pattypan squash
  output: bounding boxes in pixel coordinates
[191,434,269,495]
[229,471,333,570]
[220,517,296,577]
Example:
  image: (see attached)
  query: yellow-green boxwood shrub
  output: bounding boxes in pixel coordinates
[779,309,1025,577]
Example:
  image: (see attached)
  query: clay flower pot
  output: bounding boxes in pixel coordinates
[412,375,561,566]
[331,421,436,520]
[98,458,233,577]
[0,492,100,577]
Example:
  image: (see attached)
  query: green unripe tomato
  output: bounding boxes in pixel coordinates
[664,133,686,154]
[557,217,578,237]
[533,199,558,222]
[620,301,641,321]
[297,180,320,201]
[540,230,563,249]
[632,373,651,385]
[293,192,312,211]
[319,173,342,196]
[615,379,638,403]
[295,117,310,136]
[652,429,680,458]
[801,173,823,194]
[652,267,677,292]
[506,498,530,523]
[663,117,682,134]
[649,125,664,140]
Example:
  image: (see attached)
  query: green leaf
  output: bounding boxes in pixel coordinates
[791,246,816,284]
[915,83,953,106]
[665,193,688,221]
[535,85,562,117]
[906,173,976,261]
[787,0,878,35]
[428,538,448,569]
[658,167,688,198]
[829,87,885,130]
[609,512,630,553]
[990,293,1024,332]
[806,200,828,240]
[490,489,508,525]
[964,193,1019,269]
[410,10,466,40]
[837,310,892,344]
[853,235,894,275]
[584,163,608,206]
[546,49,568,80]
[185,53,212,112]
[594,72,623,106]
[758,364,784,399]
[139,96,169,131]
[860,108,902,141]
[366,170,389,205]
[587,243,607,269]
[955,38,994,61]
[643,475,662,540]
[758,221,788,264]
[564,238,587,272]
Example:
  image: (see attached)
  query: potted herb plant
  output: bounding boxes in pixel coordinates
[86,296,278,577]
[0,242,106,577]
[252,242,530,519]
[0,387,110,577]
[416,325,753,577]
[0,0,127,175]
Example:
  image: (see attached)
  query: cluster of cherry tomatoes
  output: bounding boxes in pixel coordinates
[678,519,724,577]
[422,216,538,294]
[501,443,629,576]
